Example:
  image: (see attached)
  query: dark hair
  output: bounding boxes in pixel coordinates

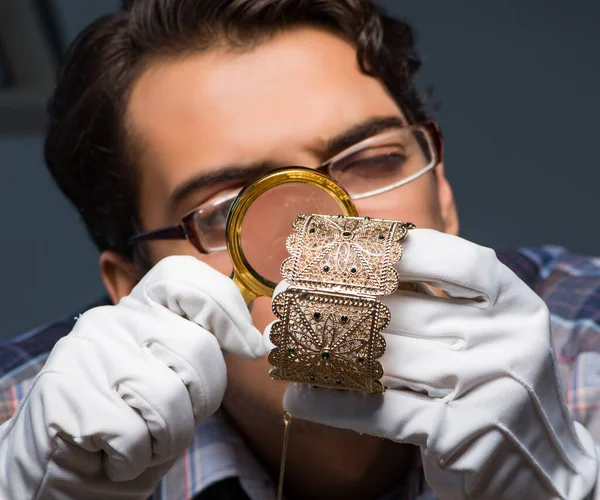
[45,0,428,261]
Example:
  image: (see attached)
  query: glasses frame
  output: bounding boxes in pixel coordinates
[128,120,443,254]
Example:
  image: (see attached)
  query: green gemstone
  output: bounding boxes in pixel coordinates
[313,312,321,320]
[350,267,357,274]
[335,379,342,385]
[322,352,330,360]
[378,235,385,240]
[288,348,295,355]
[364,216,371,221]
[309,227,316,234]
[338,214,344,219]
[323,265,330,272]
[341,315,348,323]
[342,231,351,237]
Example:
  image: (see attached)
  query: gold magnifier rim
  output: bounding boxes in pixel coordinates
[226,166,359,304]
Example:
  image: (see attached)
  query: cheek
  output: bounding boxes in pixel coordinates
[354,173,445,231]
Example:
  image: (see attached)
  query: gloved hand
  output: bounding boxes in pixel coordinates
[0,256,266,500]
[279,229,599,499]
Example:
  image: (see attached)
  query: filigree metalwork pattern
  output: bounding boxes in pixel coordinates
[270,213,415,393]
[282,214,414,296]
[269,288,390,393]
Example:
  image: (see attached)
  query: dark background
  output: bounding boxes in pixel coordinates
[0,0,598,340]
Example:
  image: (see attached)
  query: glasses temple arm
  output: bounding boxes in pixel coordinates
[128,225,186,245]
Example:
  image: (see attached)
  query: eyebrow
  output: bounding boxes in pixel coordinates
[167,161,276,215]
[323,116,406,159]
[167,115,405,213]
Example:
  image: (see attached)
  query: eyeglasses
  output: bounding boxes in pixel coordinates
[129,121,443,253]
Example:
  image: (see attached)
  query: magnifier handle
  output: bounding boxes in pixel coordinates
[231,271,258,306]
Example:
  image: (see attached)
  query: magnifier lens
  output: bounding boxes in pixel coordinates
[240,183,341,285]
[227,167,358,303]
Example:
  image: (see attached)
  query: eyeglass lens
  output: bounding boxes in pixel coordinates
[328,126,435,199]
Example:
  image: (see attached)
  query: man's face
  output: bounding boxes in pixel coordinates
[120,26,457,425]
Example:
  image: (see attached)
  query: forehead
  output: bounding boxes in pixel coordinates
[127,26,401,214]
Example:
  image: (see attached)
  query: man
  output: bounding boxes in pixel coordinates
[0,1,598,499]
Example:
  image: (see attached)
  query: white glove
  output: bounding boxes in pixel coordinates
[280,229,599,500]
[0,256,266,500]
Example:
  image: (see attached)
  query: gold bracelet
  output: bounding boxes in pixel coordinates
[268,214,415,393]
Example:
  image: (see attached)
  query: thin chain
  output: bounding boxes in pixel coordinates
[277,411,293,500]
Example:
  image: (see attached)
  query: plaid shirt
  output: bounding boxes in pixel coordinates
[1,246,598,499]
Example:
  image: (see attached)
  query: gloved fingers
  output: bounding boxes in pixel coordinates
[381,333,459,397]
[115,336,202,452]
[45,438,177,497]
[142,316,228,423]
[380,290,478,341]
[272,280,291,298]
[380,288,550,372]
[47,333,199,480]
[75,306,228,425]
[158,281,266,359]
[395,229,513,304]
[263,320,278,350]
[81,332,198,475]
[30,365,154,483]
[284,383,438,447]
[124,255,267,359]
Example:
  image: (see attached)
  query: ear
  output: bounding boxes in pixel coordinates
[434,163,459,236]
[100,251,140,304]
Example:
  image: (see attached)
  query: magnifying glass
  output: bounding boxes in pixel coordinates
[226,166,358,305]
